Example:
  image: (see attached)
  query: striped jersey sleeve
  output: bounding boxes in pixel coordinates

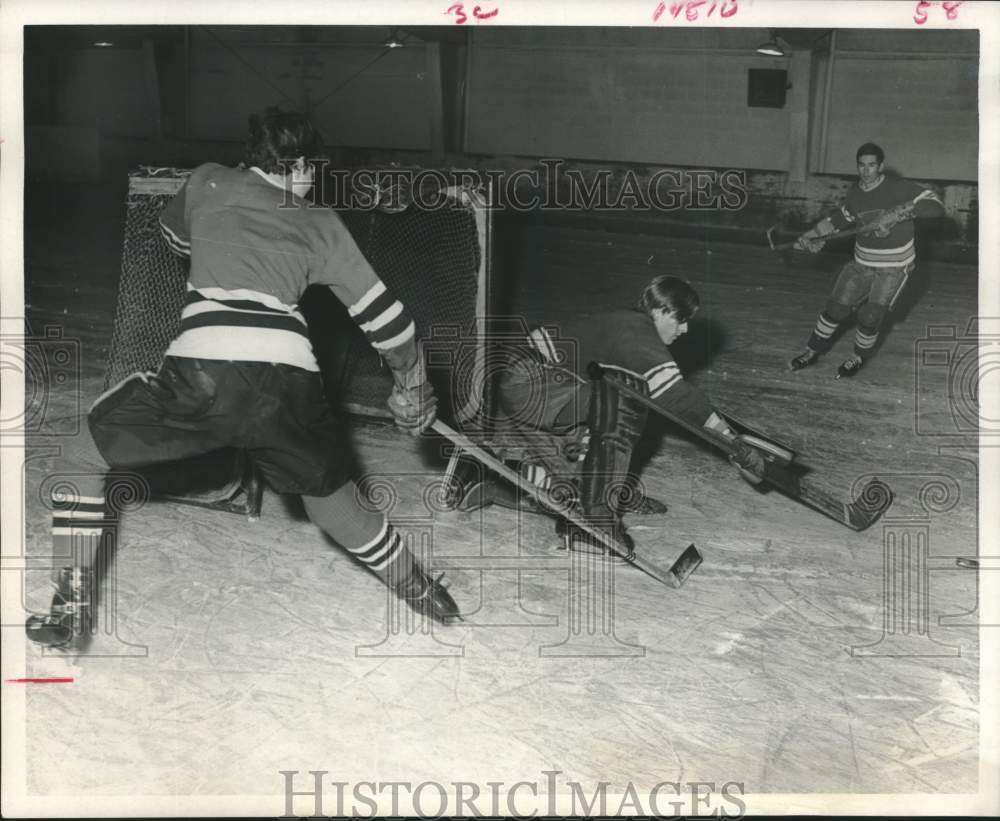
[603,314,714,428]
[315,212,417,370]
[347,280,416,357]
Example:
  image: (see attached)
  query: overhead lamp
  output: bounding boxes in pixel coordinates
[383,30,405,49]
[756,30,786,57]
[93,40,115,48]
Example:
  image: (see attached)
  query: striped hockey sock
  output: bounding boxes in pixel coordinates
[50,486,106,579]
[347,519,420,589]
[521,462,553,491]
[854,327,879,358]
[807,312,840,354]
[302,483,419,590]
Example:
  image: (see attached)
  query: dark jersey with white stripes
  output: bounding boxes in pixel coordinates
[525,309,713,427]
[827,176,943,268]
[158,163,417,373]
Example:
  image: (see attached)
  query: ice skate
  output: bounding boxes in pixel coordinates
[393,567,461,623]
[836,354,864,379]
[788,348,819,371]
[25,567,94,648]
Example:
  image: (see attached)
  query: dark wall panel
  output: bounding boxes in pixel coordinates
[188,38,430,149]
[822,55,977,180]
[465,43,791,169]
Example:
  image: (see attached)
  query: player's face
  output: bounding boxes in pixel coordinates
[290,156,315,198]
[652,307,689,346]
[857,154,883,187]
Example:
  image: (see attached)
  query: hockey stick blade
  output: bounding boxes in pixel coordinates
[845,477,894,531]
[431,420,701,588]
[587,362,893,531]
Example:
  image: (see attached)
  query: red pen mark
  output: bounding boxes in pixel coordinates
[914,0,962,25]
[6,677,75,684]
[473,5,499,20]
[446,3,498,23]
[654,0,738,22]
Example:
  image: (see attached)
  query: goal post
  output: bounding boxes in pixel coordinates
[105,165,495,516]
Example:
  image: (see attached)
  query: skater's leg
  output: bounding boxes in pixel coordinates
[27,427,110,647]
[790,261,873,369]
[837,263,910,378]
[301,484,459,622]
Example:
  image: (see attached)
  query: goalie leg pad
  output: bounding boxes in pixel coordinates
[580,371,649,523]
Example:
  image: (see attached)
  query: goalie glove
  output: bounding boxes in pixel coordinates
[794,217,835,254]
[729,435,765,486]
[387,357,438,435]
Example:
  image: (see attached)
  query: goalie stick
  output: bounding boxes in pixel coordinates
[586,363,893,532]
[431,420,703,589]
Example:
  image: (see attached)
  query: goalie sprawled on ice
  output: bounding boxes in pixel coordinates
[442,275,892,576]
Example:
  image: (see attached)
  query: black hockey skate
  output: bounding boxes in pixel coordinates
[25,567,94,648]
[788,348,819,371]
[393,568,461,623]
[836,355,864,379]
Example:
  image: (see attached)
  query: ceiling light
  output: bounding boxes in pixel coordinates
[383,30,405,49]
[756,30,786,57]
[93,40,114,48]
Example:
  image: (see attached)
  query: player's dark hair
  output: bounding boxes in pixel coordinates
[637,275,700,324]
[856,142,884,164]
[245,108,324,174]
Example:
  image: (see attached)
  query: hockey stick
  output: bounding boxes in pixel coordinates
[765,220,882,252]
[586,363,892,532]
[767,193,931,253]
[431,420,703,588]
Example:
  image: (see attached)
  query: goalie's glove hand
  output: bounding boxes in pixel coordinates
[873,202,915,237]
[387,359,438,435]
[729,436,765,485]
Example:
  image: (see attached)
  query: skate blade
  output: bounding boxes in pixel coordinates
[667,544,703,587]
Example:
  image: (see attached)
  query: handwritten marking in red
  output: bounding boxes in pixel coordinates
[446,3,498,24]
[6,677,75,684]
[914,0,963,25]
[654,0,738,22]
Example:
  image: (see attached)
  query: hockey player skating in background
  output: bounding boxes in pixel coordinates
[26,109,458,648]
[789,142,945,378]
[448,275,766,556]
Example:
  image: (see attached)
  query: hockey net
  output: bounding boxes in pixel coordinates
[106,166,494,426]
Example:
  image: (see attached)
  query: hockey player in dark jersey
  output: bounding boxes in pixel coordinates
[788,142,945,378]
[447,275,765,556]
[26,110,458,648]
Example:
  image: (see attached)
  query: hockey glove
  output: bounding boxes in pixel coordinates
[387,358,438,435]
[729,436,765,485]
[794,217,835,254]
